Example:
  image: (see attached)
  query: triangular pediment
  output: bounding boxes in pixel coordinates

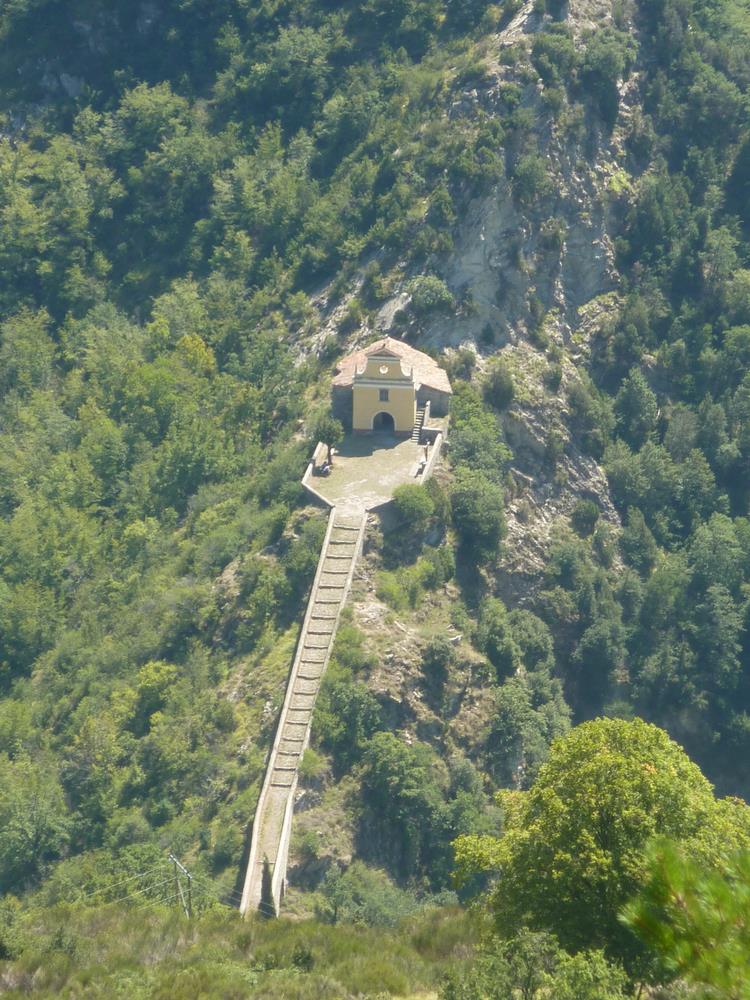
[365,343,401,359]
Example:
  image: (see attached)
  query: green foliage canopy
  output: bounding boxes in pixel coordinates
[454,719,750,973]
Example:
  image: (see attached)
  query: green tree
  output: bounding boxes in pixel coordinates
[0,309,56,396]
[487,675,569,789]
[619,508,658,574]
[315,676,382,772]
[392,483,435,533]
[571,499,600,537]
[512,154,553,208]
[421,636,456,705]
[409,275,454,316]
[483,358,515,410]
[531,26,577,88]
[451,469,506,557]
[580,28,634,127]
[623,841,750,998]
[311,412,344,465]
[441,929,630,1000]
[0,754,70,892]
[61,715,123,850]
[475,597,518,678]
[614,369,658,448]
[454,719,750,973]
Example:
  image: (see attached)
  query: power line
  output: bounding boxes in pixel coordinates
[185,874,277,917]
[189,875,243,903]
[114,875,175,906]
[71,856,277,920]
[184,876,242,912]
[129,890,185,915]
[75,863,170,901]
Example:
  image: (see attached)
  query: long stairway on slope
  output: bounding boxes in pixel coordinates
[240,507,366,917]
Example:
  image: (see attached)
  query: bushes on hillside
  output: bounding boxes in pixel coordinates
[451,469,506,557]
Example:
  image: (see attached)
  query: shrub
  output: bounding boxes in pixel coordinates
[299,747,326,781]
[376,571,409,610]
[570,499,599,536]
[318,862,421,927]
[444,347,477,382]
[420,545,455,588]
[512,154,553,208]
[422,637,456,698]
[338,297,364,333]
[410,275,454,316]
[483,358,515,410]
[392,484,435,533]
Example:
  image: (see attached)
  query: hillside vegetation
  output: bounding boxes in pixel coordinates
[2,0,750,995]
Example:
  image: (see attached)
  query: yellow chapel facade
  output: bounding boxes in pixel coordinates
[332,336,452,435]
[351,345,416,434]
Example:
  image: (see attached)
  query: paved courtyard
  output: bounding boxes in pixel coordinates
[306,433,423,512]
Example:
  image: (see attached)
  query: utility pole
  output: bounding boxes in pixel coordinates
[168,852,193,918]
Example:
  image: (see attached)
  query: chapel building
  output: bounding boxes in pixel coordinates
[331,337,452,435]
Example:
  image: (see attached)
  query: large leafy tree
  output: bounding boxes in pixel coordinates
[0,754,70,892]
[454,719,750,973]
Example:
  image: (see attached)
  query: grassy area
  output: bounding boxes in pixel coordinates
[0,904,477,999]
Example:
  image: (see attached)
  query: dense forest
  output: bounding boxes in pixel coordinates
[1,0,750,995]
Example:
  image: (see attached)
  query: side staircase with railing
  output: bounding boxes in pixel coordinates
[240,506,366,917]
[411,404,427,443]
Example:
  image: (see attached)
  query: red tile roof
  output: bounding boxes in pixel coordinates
[332,336,452,395]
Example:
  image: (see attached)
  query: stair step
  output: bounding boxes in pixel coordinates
[301,643,327,655]
[306,629,333,640]
[294,681,318,695]
[287,707,311,719]
[304,637,331,650]
[290,701,315,714]
[300,648,326,661]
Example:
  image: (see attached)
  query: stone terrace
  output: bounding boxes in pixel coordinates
[305,432,424,514]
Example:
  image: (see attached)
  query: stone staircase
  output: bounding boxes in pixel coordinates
[240,507,366,917]
[411,405,427,443]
